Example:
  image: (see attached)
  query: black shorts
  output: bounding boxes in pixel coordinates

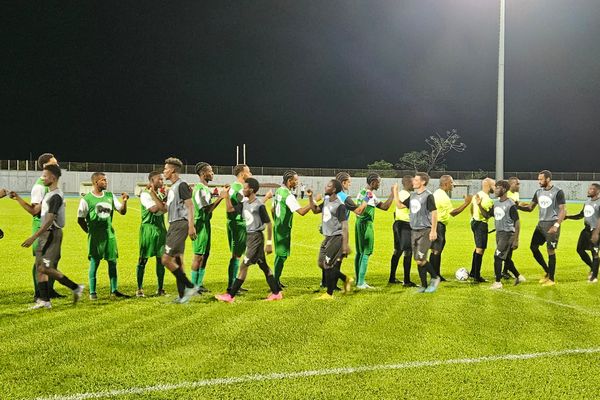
[243,231,266,265]
[577,227,599,254]
[36,229,62,268]
[531,221,560,250]
[430,222,447,252]
[495,231,515,260]
[165,220,188,256]
[471,220,489,249]
[392,220,412,253]
[318,235,344,269]
[411,228,432,261]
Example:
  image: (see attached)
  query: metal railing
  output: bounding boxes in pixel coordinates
[1,160,598,181]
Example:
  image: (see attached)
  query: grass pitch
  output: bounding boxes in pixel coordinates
[1,196,599,399]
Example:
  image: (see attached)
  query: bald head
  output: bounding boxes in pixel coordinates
[482,178,495,194]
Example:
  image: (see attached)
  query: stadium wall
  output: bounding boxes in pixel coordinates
[0,170,596,200]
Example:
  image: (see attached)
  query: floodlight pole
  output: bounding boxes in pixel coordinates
[495,0,505,180]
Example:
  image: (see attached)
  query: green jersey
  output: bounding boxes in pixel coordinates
[193,182,213,224]
[30,177,48,254]
[355,188,380,223]
[140,189,166,229]
[226,181,245,223]
[78,191,123,260]
[273,186,301,233]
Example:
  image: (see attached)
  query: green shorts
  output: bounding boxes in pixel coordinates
[31,217,41,256]
[355,220,375,255]
[274,225,291,257]
[88,230,118,261]
[227,219,247,257]
[193,220,211,255]
[139,223,166,259]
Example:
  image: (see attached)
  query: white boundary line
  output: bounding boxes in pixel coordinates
[500,290,600,316]
[32,347,600,400]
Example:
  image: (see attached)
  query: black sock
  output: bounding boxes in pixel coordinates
[506,258,520,278]
[57,276,79,291]
[577,249,593,269]
[494,256,503,282]
[470,251,477,276]
[258,261,280,294]
[591,258,599,279]
[174,267,194,289]
[170,268,185,297]
[320,269,326,287]
[430,253,441,276]
[390,251,401,281]
[417,265,428,287]
[38,281,50,302]
[531,248,549,272]
[473,253,483,278]
[229,278,244,297]
[403,253,412,282]
[48,276,57,293]
[325,269,336,295]
[548,254,556,281]
[424,261,437,280]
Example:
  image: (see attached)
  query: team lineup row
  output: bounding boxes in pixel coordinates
[3,153,600,309]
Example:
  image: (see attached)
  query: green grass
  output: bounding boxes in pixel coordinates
[1,196,599,399]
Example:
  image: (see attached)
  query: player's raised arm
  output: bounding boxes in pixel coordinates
[377,183,397,211]
[565,206,584,220]
[116,193,129,215]
[148,187,167,213]
[450,194,472,217]
[475,194,493,220]
[9,191,41,216]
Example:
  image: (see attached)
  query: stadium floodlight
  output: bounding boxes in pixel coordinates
[495,0,505,180]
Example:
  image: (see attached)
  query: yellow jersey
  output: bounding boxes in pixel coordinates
[433,188,453,225]
[471,190,493,222]
[394,190,410,222]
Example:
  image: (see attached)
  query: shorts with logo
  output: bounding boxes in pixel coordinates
[430,222,447,252]
[36,229,62,268]
[411,228,432,261]
[471,220,489,249]
[495,231,515,260]
[392,220,412,253]
[318,235,344,270]
[165,220,188,256]
[243,231,266,265]
[531,221,560,250]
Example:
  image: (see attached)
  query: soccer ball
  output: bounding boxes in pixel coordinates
[455,267,469,281]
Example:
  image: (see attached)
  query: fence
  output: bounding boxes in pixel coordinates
[1,160,599,181]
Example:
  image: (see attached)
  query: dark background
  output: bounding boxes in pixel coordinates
[4,0,600,171]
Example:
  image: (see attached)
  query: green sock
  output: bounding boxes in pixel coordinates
[156,260,165,290]
[136,263,145,290]
[108,260,118,292]
[191,270,200,286]
[197,267,206,286]
[88,258,100,294]
[228,258,240,288]
[358,254,370,286]
[274,256,287,283]
[354,253,362,282]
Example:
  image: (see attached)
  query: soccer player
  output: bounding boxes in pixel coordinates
[395,172,440,293]
[311,179,352,299]
[502,176,521,279]
[565,183,600,282]
[476,180,525,289]
[215,178,282,303]
[517,170,566,286]
[354,173,395,289]
[468,177,495,282]
[161,157,199,303]
[10,153,62,300]
[272,170,313,289]
[21,165,84,309]
[430,175,472,282]
[191,162,225,292]
[226,164,253,290]
[136,171,167,297]
[78,172,130,299]
[390,175,414,285]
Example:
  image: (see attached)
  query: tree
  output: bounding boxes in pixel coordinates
[396,150,429,172]
[367,159,393,170]
[397,129,467,173]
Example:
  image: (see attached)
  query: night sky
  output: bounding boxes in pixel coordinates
[4,0,600,171]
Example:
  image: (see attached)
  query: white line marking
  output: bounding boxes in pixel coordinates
[32,347,600,400]
[500,290,600,316]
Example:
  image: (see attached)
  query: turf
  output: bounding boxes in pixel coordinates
[1,195,599,399]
